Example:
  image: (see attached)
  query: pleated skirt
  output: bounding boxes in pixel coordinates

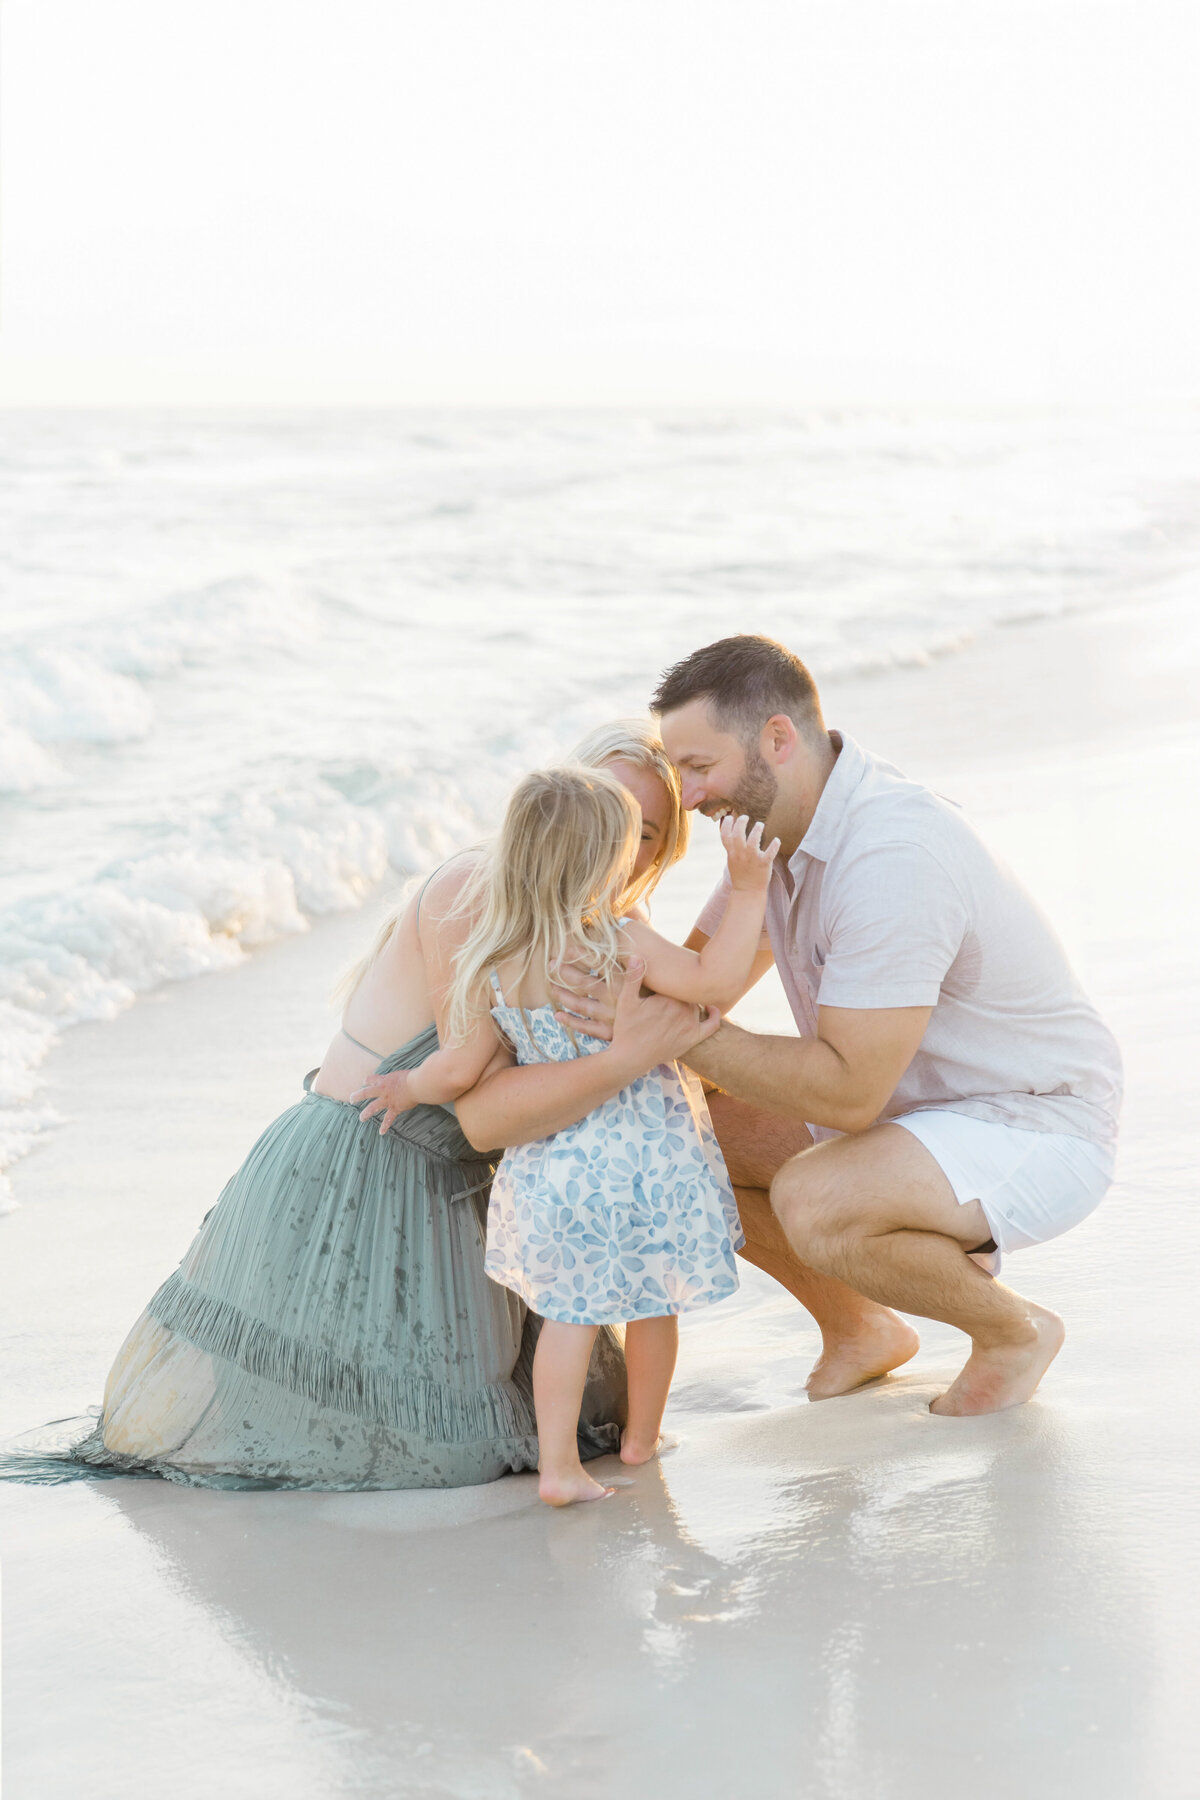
[1,1047,627,1490]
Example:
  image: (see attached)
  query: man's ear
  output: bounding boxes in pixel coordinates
[761,713,798,763]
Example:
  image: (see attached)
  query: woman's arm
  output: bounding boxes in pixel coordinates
[455,962,722,1149]
[622,814,778,1009]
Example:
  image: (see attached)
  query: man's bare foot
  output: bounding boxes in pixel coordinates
[619,1431,677,1466]
[806,1312,921,1400]
[538,1468,616,1506]
[930,1305,1065,1416]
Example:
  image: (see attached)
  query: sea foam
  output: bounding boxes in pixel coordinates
[0,778,392,1208]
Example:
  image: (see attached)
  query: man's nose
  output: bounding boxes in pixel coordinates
[680,776,705,811]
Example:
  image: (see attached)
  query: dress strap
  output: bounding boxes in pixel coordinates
[341,1025,385,1059]
[488,969,506,1007]
[415,849,477,924]
[414,868,439,923]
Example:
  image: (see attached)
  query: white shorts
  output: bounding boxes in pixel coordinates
[890,1108,1115,1266]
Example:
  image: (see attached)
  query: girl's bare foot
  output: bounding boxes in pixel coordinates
[538,1468,616,1506]
[930,1305,1065,1416]
[806,1314,921,1400]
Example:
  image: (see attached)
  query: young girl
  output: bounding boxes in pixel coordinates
[361,766,778,1506]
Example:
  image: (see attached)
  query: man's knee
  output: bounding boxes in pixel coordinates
[770,1151,846,1259]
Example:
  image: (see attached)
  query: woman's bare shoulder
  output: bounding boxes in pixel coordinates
[413,852,484,955]
[418,851,483,915]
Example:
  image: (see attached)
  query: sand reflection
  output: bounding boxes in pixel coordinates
[99,1361,1150,1798]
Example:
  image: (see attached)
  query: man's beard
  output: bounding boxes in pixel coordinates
[704,744,778,830]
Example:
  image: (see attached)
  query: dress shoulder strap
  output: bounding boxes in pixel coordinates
[414,849,478,924]
[488,968,506,1007]
[414,868,438,923]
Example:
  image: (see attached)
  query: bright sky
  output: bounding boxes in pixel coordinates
[2,0,1198,406]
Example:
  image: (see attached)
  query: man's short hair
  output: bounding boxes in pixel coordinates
[651,634,825,744]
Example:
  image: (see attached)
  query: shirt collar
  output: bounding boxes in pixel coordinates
[789,730,866,870]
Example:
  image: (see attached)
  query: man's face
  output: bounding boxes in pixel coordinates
[658,698,779,830]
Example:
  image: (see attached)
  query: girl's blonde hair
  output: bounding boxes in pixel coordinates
[335,719,685,1007]
[444,765,640,1044]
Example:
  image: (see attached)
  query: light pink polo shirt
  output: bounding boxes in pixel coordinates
[695,732,1122,1147]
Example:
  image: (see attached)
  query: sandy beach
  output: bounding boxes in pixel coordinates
[2,592,1198,1799]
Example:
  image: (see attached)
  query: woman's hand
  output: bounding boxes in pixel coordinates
[351,1070,415,1136]
[720,813,780,891]
[553,957,721,1063]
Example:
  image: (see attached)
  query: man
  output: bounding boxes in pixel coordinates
[553,635,1121,1416]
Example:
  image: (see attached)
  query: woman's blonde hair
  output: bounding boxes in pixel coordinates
[335,719,685,1008]
[444,764,640,1043]
[567,716,689,913]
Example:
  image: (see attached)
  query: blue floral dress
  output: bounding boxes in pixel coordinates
[483,973,744,1325]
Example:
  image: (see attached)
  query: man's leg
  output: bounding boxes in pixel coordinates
[707,1092,920,1398]
[770,1123,1064,1415]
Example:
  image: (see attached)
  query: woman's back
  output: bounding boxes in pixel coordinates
[312,859,477,1099]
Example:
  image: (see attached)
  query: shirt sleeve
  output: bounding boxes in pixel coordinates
[694,871,733,938]
[816,843,969,1010]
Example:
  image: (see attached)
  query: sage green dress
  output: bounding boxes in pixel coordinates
[0,1025,626,1489]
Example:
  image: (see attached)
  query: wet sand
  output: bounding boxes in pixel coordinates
[2,595,1198,1798]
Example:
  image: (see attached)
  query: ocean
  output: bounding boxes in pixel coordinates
[2,403,1197,1206]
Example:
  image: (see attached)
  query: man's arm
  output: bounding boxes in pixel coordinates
[683,1003,932,1134]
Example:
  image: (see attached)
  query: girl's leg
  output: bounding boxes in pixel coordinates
[533,1320,615,1506]
[620,1315,678,1465]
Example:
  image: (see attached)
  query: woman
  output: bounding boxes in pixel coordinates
[1,722,705,1490]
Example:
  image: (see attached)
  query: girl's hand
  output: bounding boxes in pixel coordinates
[351,1070,415,1135]
[720,813,781,891]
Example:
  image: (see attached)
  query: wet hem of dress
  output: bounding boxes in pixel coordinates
[0,1430,543,1490]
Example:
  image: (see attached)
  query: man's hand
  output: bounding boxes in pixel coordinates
[554,957,721,1066]
[548,947,622,1041]
[351,1070,415,1136]
[455,961,721,1151]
